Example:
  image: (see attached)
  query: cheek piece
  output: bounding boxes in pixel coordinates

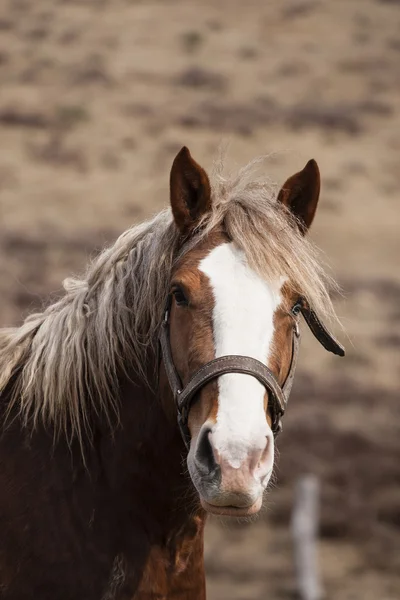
[159,295,345,450]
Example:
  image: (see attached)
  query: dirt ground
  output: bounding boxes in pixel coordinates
[0,0,400,598]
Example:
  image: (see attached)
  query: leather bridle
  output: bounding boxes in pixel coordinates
[159,295,345,449]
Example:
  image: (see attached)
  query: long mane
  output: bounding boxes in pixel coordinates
[0,156,339,442]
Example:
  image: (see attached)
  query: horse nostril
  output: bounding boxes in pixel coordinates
[251,437,273,482]
[194,427,218,476]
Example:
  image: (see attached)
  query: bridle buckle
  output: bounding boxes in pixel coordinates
[294,319,300,338]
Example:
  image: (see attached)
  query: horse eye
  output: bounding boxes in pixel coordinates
[291,301,302,316]
[172,287,188,307]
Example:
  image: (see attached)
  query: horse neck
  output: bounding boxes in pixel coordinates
[107,366,207,599]
[104,360,206,541]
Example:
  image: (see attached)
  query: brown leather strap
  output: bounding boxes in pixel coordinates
[159,318,183,397]
[301,303,345,357]
[282,323,300,399]
[159,317,291,440]
[159,294,345,448]
[176,355,286,420]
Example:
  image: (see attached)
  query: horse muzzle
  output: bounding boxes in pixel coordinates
[187,423,273,516]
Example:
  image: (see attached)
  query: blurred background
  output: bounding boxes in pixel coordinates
[0,0,399,598]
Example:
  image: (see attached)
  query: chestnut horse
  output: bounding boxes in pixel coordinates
[0,148,344,599]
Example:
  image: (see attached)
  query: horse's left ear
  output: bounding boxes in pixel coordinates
[277,159,320,235]
[170,146,212,234]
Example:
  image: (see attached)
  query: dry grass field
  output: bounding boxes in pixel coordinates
[0,0,399,598]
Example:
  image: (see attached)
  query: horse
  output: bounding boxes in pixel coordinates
[0,147,344,599]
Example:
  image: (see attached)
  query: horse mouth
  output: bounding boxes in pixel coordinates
[200,496,262,517]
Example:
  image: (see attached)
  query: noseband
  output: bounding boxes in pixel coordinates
[159,296,344,449]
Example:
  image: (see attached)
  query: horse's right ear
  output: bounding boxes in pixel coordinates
[170,147,212,235]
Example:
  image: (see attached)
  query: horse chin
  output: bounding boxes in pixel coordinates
[199,495,263,517]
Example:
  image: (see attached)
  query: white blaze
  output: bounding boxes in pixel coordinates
[199,242,283,469]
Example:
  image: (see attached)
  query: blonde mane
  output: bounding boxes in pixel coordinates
[0,157,339,442]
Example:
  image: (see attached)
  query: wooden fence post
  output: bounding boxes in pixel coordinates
[291,475,323,600]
